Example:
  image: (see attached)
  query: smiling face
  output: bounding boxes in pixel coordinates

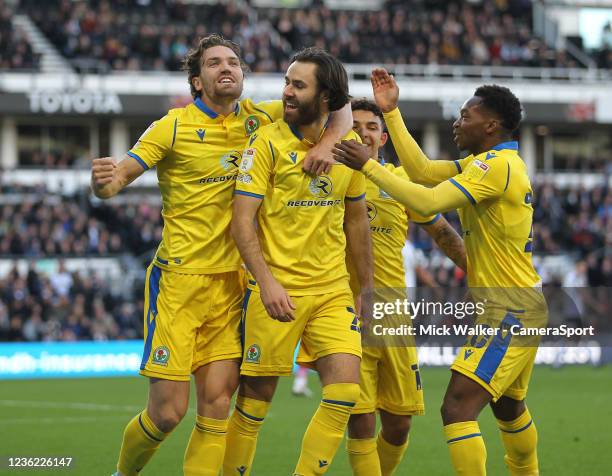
[282,61,327,127]
[191,45,244,102]
[452,96,499,154]
[352,109,388,159]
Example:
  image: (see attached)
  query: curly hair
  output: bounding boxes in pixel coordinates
[182,34,248,99]
[474,85,523,133]
[290,47,350,112]
[351,98,384,125]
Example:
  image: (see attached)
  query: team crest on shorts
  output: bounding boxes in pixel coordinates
[245,344,261,363]
[245,115,260,135]
[152,346,170,366]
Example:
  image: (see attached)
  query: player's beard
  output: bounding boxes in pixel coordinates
[283,97,322,127]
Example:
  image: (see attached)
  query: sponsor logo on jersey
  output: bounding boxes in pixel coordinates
[196,128,206,141]
[289,151,298,164]
[237,173,252,184]
[366,201,377,221]
[309,176,332,198]
[221,151,241,170]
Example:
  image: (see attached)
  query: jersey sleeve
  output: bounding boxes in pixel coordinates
[127,114,176,169]
[346,171,366,201]
[235,130,275,199]
[448,154,510,204]
[393,166,440,224]
[253,100,284,122]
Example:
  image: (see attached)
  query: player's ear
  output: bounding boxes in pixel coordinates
[485,118,499,135]
[192,76,203,94]
[380,131,389,146]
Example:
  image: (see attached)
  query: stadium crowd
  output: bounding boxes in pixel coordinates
[0,261,144,342]
[17,0,583,73]
[0,0,39,70]
[0,194,162,257]
[0,181,609,342]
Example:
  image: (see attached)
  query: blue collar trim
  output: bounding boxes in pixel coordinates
[194,98,240,118]
[288,124,303,140]
[492,141,519,151]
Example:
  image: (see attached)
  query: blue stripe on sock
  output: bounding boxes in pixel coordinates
[138,414,162,442]
[236,405,265,422]
[500,419,533,434]
[447,432,482,444]
[322,399,356,407]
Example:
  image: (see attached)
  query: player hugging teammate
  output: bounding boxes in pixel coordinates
[93,33,546,476]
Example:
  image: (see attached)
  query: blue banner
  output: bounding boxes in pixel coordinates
[0,341,143,380]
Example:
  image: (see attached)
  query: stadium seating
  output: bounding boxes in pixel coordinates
[17,0,586,73]
[0,0,39,70]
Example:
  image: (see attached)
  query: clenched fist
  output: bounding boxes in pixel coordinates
[91,157,118,198]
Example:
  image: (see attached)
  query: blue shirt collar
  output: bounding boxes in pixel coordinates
[287,114,330,142]
[288,123,303,140]
[491,141,519,151]
[194,98,239,119]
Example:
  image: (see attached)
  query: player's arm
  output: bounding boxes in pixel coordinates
[233,133,296,322]
[231,196,296,322]
[344,175,374,320]
[334,141,469,216]
[419,216,467,272]
[371,68,462,185]
[91,155,146,199]
[304,102,353,175]
[92,115,174,199]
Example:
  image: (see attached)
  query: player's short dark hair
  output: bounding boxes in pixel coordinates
[290,47,349,111]
[351,98,385,126]
[182,34,248,99]
[474,85,522,133]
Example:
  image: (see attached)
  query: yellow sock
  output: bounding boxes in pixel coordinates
[444,421,486,476]
[117,409,168,476]
[497,409,539,476]
[223,396,270,476]
[183,415,228,476]
[347,438,381,476]
[293,383,360,475]
[377,432,409,476]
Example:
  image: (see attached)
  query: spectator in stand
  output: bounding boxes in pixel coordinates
[0,265,143,342]
[0,0,40,70]
[20,0,582,73]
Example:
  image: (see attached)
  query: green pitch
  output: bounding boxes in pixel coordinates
[1,365,611,475]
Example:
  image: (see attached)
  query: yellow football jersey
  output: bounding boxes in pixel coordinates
[448,141,540,288]
[127,98,283,274]
[366,161,440,289]
[234,120,366,295]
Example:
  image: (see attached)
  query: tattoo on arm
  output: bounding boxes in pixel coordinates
[425,219,467,272]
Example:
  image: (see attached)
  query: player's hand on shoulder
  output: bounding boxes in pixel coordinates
[333,140,370,170]
[371,68,399,113]
[303,144,335,176]
[260,278,296,322]
[91,157,117,190]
